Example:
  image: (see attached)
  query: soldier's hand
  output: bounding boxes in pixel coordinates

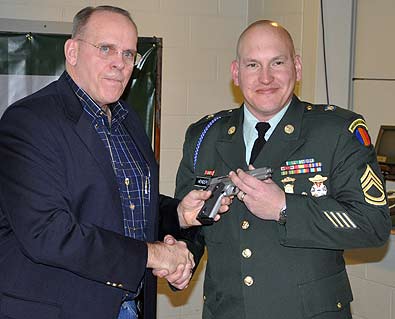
[177,189,231,227]
[229,166,285,221]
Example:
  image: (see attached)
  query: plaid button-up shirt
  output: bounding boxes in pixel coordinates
[67,73,150,241]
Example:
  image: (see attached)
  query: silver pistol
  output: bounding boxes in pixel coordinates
[196,167,273,225]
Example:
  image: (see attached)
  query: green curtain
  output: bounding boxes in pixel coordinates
[0,32,159,142]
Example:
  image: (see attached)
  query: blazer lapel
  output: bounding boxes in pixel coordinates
[122,110,157,172]
[56,73,119,193]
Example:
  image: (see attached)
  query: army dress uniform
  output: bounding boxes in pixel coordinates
[175,96,391,319]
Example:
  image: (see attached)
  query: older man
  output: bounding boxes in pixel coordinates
[0,5,230,319]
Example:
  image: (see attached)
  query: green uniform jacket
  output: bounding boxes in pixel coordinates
[175,96,391,319]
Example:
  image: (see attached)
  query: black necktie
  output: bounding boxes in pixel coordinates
[249,122,271,165]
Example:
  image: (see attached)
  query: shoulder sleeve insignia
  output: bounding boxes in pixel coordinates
[348,118,371,146]
[360,164,387,205]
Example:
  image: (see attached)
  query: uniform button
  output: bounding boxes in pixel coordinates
[112,283,117,287]
[241,220,250,230]
[337,302,342,309]
[203,295,206,301]
[244,276,254,286]
[242,248,252,258]
[106,281,111,285]
[118,284,123,288]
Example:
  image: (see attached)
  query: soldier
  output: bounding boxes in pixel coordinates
[175,20,391,319]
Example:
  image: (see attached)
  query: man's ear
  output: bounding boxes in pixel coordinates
[231,60,240,86]
[294,55,302,82]
[64,39,78,66]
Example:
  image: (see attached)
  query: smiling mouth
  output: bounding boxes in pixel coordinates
[256,88,277,94]
[104,78,123,84]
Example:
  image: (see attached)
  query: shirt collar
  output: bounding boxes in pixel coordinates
[243,100,291,141]
[243,101,291,164]
[65,72,128,125]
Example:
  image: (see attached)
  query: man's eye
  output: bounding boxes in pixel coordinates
[99,45,111,54]
[123,50,134,59]
[273,60,284,66]
[246,62,258,68]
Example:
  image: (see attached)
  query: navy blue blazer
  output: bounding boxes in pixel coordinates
[0,72,180,319]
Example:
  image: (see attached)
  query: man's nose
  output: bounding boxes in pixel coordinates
[111,52,126,69]
[258,67,274,84]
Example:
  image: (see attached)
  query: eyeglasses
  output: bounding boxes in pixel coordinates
[76,39,142,66]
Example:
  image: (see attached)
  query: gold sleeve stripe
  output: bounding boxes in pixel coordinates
[341,213,357,229]
[330,212,344,228]
[324,211,339,228]
[337,213,350,228]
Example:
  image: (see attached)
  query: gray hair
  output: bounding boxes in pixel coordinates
[71,5,137,38]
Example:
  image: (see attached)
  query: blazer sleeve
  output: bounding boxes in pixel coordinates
[0,102,148,293]
[158,195,181,240]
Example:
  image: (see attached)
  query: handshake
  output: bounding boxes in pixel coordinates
[146,186,223,290]
[148,167,272,290]
[147,235,194,290]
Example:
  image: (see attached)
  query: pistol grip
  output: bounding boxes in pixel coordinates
[196,182,225,225]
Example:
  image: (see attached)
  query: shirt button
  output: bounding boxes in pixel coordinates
[337,302,342,309]
[129,203,135,209]
[244,276,254,286]
[241,220,250,230]
[242,248,252,258]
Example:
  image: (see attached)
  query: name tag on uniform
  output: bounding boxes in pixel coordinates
[194,176,211,189]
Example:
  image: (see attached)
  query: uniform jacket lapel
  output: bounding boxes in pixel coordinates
[215,107,248,170]
[253,96,306,171]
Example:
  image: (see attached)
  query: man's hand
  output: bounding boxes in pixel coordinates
[147,235,194,274]
[177,189,232,228]
[228,165,285,221]
[152,235,194,290]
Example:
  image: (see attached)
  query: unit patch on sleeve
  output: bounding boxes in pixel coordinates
[348,118,371,147]
[360,164,387,205]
